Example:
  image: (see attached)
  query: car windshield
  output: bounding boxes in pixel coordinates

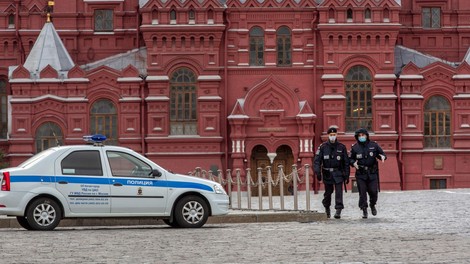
[17,148,57,168]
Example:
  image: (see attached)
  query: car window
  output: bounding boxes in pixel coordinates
[61,150,103,176]
[107,151,153,178]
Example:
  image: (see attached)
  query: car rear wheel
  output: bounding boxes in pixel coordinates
[174,195,209,228]
[16,216,33,230]
[26,198,62,231]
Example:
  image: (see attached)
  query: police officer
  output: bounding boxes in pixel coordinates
[314,127,350,219]
[349,128,386,219]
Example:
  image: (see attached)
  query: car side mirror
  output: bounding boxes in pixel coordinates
[153,169,162,177]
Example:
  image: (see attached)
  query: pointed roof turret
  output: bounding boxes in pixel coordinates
[22,18,75,79]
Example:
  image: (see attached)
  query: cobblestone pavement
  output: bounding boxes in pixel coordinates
[1,189,470,263]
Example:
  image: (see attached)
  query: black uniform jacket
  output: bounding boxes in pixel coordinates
[349,140,386,180]
[314,141,350,184]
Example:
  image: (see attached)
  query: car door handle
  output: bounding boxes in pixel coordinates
[58,181,68,184]
[113,183,123,186]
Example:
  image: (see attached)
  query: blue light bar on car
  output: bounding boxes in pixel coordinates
[83,134,107,144]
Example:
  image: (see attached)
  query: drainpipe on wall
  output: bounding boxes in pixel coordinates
[15,0,25,64]
[397,77,404,190]
[223,11,231,172]
[311,11,319,194]
[136,4,141,48]
[140,76,146,155]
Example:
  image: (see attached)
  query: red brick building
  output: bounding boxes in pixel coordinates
[1,0,470,190]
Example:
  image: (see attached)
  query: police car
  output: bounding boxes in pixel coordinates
[0,135,229,230]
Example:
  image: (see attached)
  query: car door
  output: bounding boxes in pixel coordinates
[105,150,168,214]
[55,149,111,214]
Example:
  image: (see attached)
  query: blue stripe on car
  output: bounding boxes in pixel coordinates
[10,175,213,192]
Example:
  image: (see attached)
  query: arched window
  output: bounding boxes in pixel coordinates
[249,26,264,66]
[347,8,353,21]
[345,65,373,132]
[424,95,451,148]
[328,8,335,22]
[0,79,7,139]
[276,26,291,66]
[35,122,63,153]
[189,9,195,21]
[90,99,118,145]
[365,8,371,21]
[170,9,177,22]
[383,8,390,22]
[170,68,197,135]
[8,14,15,28]
[207,9,214,21]
[151,9,158,24]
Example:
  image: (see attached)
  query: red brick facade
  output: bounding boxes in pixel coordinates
[1,0,470,190]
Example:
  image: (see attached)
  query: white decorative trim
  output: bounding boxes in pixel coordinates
[228,29,249,32]
[145,96,169,101]
[10,95,87,103]
[321,74,344,80]
[453,74,470,79]
[146,76,169,81]
[117,77,142,82]
[197,75,221,81]
[400,94,424,99]
[374,74,397,80]
[373,94,398,99]
[228,114,249,119]
[321,94,346,99]
[119,97,141,102]
[399,75,424,79]
[454,94,470,98]
[198,96,222,101]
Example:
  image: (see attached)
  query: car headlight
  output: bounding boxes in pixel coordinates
[213,184,226,194]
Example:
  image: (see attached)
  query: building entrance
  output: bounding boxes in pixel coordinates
[250,145,294,196]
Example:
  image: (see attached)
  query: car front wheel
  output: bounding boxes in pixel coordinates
[16,216,33,230]
[174,195,209,228]
[26,198,62,231]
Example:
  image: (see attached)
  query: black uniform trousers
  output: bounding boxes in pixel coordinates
[322,181,344,210]
[356,174,378,209]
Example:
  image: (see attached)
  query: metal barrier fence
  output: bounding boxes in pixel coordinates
[189,164,314,211]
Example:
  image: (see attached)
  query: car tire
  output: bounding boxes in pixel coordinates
[26,198,62,231]
[163,218,180,228]
[174,195,209,228]
[16,216,34,230]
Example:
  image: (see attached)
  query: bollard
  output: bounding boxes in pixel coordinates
[236,168,241,209]
[246,168,252,210]
[292,164,298,211]
[257,167,263,210]
[305,164,311,211]
[217,169,223,185]
[267,166,273,210]
[278,165,284,210]
[227,169,233,209]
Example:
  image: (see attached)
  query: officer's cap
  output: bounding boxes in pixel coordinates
[327,126,337,134]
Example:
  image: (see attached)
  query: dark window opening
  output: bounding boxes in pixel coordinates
[430,179,446,189]
[94,9,113,32]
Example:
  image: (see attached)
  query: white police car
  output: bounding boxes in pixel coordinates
[0,135,229,230]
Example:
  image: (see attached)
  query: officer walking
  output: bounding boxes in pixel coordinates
[349,128,386,219]
[314,127,350,219]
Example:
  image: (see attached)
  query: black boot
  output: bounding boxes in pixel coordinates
[325,207,331,218]
[371,205,377,216]
[334,209,342,219]
[362,208,368,219]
